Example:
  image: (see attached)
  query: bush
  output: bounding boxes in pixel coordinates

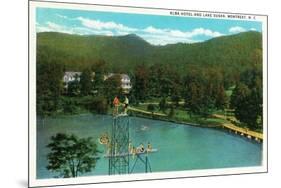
[159,98,167,113]
[62,97,79,114]
[147,104,155,113]
[89,97,108,114]
[168,105,175,117]
[129,94,137,105]
[171,95,180,107]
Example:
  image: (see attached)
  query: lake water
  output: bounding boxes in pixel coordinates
[37,114,262,179]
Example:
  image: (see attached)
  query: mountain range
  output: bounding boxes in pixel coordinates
[36,31,262,74]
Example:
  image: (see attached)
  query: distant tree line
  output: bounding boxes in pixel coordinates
[131,63,228,118]
[130,50,262,129]
[37,47,263,129]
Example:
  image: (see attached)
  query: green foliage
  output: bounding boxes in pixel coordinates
[159,98,167,113]
[37,31,262,78]
[103,74,122,104]
[128,94,137,105]
[92,59,107,92]
[230,67,262,129]
[147,104,156,113]
[216,85,229,109]
[88,96,108,114]
[37,61,64,116]
[182,67,228,118]
[168,105,175,118]
[36,31,263,119]
[133,64,149,101]
[77,95,108,114]
[183,69,204,115]
[231,83,252,125]
[80,68,93,96]
[46,133,100,178]
[37,32,152,72]
[171,80,181,107]
[61,97,79,114]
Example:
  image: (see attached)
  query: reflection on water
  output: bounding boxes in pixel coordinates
[36,114,262,179]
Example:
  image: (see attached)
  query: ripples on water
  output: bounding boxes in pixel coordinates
[36,114,262,179]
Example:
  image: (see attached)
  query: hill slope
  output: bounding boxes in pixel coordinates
[36,31,262,74]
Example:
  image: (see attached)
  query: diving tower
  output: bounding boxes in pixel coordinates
[106,113,157,175]
[108,114,130,175]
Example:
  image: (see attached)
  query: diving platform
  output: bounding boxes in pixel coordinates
[104,149,158,158]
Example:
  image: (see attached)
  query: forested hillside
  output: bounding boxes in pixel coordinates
[36,31,263,130]
[37,31,262,78]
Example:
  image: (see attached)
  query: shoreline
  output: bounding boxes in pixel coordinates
[38,109,262,143]
[130,112,221,128]
[127,108,263,142]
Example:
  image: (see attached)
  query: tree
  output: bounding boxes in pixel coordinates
[147,64,179,98]
[134,64,149,101]
[215,85,228,110]
[80,68,93,96]
[46,133,100,178]
[231,83,251,123]
[170,70,182,107]
[62,97,79,114]
[168,105,175,118]
[183,71,205,116]
[159,97,167,113]
[171,88,181,108]
[103,74,122,104]
[37,62,64,116]
[160,65,179,98]
[230,83,260,129]
[182,67,228,118]
[160,77,173,97]
[89,96,108,114]
[147,104,156,114]
[92,59,106,93]
[147,64,161,97]
[231,67,263,129]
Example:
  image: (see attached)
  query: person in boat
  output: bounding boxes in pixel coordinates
[113,96,120,115]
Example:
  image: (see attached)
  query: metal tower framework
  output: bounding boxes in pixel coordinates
[130,153,152,173]
[108,115,130,175]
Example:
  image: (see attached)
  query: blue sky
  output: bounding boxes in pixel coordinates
[36,8,262,45]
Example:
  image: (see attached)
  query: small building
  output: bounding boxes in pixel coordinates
[63,71,81,85]
[120,74,132,91]
[63,71,132,93]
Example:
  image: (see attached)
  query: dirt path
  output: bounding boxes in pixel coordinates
[128,106,167,117]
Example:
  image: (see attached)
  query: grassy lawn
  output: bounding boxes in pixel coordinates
[134,103,163,113]
[130,103,228,127]
[173,109,227,126]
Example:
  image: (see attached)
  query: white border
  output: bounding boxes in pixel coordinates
[29,1,268,187]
